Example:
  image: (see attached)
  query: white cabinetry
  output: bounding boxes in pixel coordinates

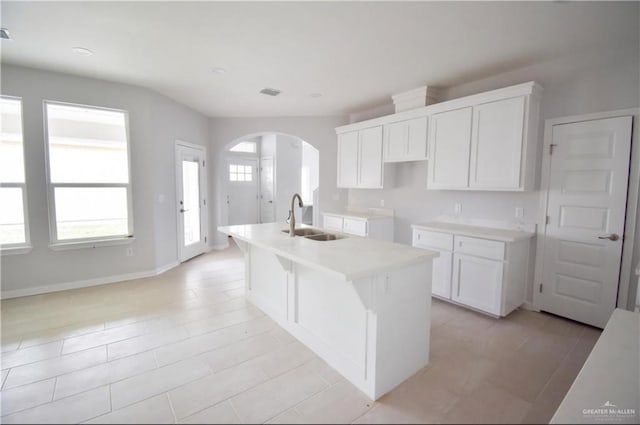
[427,108,472,189]
[337,126,386,189]
[469,96,525,189]
[383,117,428,162]
[323,213,394,241]
[335,81,541,192]
[412,223,532,317]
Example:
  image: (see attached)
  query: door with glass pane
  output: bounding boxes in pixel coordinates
[176,143,207,262]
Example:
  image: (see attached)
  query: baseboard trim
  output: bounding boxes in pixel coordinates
[520,301,538,312]
[1,261,180,300]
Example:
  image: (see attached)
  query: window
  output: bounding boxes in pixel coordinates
[44,101,132,246]
[229,141,256,153]
[0,96,30,249]
[229,164,253,182]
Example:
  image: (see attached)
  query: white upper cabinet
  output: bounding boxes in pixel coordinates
[469,96,525,189]
[337,131,359,188]
[358,126,384,188]
[427,107,472,189]
[335,82,541,191]
[337,126,385,189]
[383,117,428,162]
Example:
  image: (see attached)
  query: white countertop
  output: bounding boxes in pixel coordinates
[218,223,438,281]
[323,211,393,220]
[411,221,535,242]
[551,309,639,424]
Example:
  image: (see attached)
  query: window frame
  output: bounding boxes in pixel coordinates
[228,163,253,182]
[0,95,31,254]
[43,100,134,250]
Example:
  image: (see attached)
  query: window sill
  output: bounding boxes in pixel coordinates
[49,237,135,251]
[0,245,33,256]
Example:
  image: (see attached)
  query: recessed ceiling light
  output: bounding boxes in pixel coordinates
[310,93,322,98]
[211,67,226,75]
[260,88,281,97]
[72,47,94,56]
[0,28,12,40]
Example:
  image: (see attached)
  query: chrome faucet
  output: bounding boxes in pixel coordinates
[287,193,304,237]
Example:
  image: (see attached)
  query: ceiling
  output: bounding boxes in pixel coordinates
[1,1,638,117]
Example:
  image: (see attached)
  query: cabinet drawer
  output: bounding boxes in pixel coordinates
[454,236,505,261]
[343,218,367,237]
[413,229,453,251]
[323,215,343,232]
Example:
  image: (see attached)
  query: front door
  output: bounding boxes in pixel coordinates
[539,116,633,328]
[260,156,275,223]
[176,142,207,262]
[227,157,259,225]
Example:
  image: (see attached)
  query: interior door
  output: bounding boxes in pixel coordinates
[260,156,275,223]
[540,116,633,328]
[176,143,207,262]
[227,157,259,225]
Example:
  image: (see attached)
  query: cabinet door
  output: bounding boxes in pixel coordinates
[452,253,503,315]
[406,117,428,160]
[337,131,359,188]
[323,215,343,232]
[383,121,407,162]
[469,96,525,189]
[343,218,367,237]
[432,250,453,299]
[428,108,472,189]
[358,126,384,188]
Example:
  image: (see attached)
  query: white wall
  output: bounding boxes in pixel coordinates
[0,65,209,295]
[348,46,640,305]
[301,142,319,206]
[274,135,302,224]
[209,116,348,248]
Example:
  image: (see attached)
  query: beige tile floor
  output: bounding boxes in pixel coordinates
[0,241,601,424]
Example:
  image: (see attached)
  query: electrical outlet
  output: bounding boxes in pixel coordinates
[515,207,524,218]
[380,199,385,207]
[126,247,133,257]
[454,203,462,215]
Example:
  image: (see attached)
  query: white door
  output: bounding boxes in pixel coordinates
[260,156,275,223]
[469,96,525,189]
[406,116,429,160]
[384,121,406,162]
[432,250,453,299]
[176,143,207,262]
[227,157,259,225]
[452,253,503,315]
[428,107,472,189]
[540,116,633,328]
[358,126,383,188]
[337,131,359,188]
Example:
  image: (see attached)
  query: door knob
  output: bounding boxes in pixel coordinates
[180,209,189,213]
[598,233,620,241]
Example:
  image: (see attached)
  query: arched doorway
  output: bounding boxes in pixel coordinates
[222,132,320,228]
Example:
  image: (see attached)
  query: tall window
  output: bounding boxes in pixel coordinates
[0,96,29,248]
[44,102,132,246]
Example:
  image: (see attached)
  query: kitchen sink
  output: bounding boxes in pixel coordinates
[281,228,325,236]
[304,233,345,241]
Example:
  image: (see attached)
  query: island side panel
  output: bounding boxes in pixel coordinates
[370,261,432,398]
[246,245,289,322]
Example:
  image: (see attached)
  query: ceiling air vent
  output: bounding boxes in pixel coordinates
[260,88,281,97]
[0,28,12,40]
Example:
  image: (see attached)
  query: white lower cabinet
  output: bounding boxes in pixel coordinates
[412,225,530,317]
[323,213,394,241]
[451,253,503,316]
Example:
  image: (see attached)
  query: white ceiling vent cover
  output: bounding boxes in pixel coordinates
[260,88,281,96]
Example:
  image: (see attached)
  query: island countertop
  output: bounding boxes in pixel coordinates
[218,222,438,281]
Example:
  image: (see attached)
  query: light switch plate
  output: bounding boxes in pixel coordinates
[515,207,524,218]
[454,203,462,215]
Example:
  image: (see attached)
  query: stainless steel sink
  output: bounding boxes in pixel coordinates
[304,234,345,241]
[281,228,325,237]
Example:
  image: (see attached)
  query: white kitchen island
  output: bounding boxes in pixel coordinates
[218,223,438,400]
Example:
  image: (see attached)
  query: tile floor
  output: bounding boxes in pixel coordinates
[1,241,601,424]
